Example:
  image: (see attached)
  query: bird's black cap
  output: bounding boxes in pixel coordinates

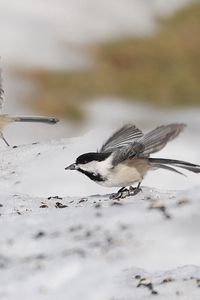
[76,152,111,164]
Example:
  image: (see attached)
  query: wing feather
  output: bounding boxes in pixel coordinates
[138,123,186,156]
[112,142,145,166]
[100,124,143,153]
[111,123,185,166]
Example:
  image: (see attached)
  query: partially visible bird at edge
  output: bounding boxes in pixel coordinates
[0,66,59,146]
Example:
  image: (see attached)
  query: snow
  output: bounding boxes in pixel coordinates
[0,1,200,297]
[0,136,200,299]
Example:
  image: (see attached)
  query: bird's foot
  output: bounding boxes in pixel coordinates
[110,183,142,200]
[0,132,10,146]
[109,187,129,200]
[129,183,142,196]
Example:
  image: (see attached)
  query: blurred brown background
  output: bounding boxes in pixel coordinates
[0,0,199,147]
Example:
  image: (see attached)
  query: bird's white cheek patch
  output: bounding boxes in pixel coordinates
[78,158,112,178]
[78,161,99,173]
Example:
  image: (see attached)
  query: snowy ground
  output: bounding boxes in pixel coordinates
[0,1,200,298]
[1,137,200,299]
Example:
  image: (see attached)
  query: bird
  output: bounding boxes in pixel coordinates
[0,67,59,146]
[65,123,200,199]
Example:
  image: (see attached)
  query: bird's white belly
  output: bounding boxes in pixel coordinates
[98,164,142,187]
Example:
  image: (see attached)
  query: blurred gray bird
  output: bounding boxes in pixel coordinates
[66,123,200,199]
[0,68,59,146]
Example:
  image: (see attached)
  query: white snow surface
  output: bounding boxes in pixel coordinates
[0,2,199,295]
[1,137,200,299]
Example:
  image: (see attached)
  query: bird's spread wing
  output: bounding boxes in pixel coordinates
[111,142,145,166]
[0,67,4,110]
[111,123,185,166]
[99,124,144,153]
[137,123,186,156]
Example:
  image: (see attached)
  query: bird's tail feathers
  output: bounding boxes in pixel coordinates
[149,157,200,174]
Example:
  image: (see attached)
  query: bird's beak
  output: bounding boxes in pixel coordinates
[65,163,78,170]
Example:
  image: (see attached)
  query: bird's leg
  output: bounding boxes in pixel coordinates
[0,132,10,146]
[129,182,142,196]
[110,186,129,200]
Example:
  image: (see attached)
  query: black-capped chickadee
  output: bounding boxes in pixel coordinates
[65,124,200,199]
[0,68,59,146]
